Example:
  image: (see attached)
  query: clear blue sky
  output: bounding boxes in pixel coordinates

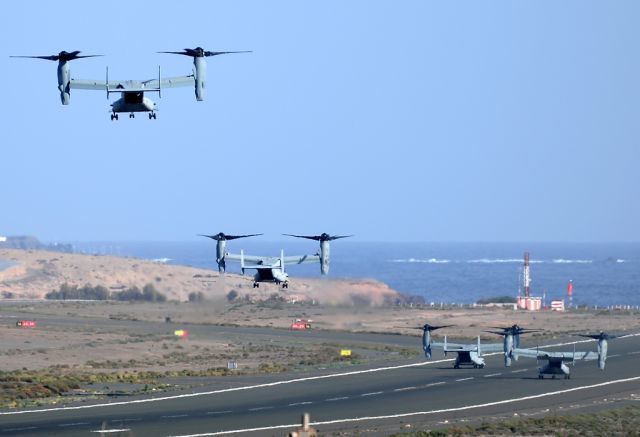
[1,1,638,242]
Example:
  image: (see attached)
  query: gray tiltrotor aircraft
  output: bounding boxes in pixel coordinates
[513,331,616,379]
[200,232,351,288]
[410,324,503,368]
[485,324,543,367]
[11,47,250,119]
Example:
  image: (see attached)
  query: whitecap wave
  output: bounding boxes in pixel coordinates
[151,257,172,263]
[467,258,537,264]
[616,259,626,263]
[552,259,592,264]
[389,258,451,264]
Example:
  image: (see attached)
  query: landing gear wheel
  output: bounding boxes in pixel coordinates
[253,283,259,288]
[282,283,288,289]
[454,364,459,369]
[539,375,543,379]
[565,375,570,380]
[479,364,485,369]
[129,113,135,118]
[552,375,556,380]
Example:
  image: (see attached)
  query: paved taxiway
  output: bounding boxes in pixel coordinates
[1,324,639,437]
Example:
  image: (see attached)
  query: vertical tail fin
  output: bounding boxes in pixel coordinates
[240,249,245,275]
[280,249,285,273]
[477,336,481,356]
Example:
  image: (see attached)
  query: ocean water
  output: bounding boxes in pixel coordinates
[70,241,640,307]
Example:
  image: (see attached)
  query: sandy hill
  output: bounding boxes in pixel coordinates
[0,249,400,306]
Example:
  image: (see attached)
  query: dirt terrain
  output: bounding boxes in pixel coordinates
[0,248,639,408]
[0,248,399,305]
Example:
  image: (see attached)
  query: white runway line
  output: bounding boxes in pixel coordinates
[484,373,502,378]
[361,391,383,397]
[4,333,640,417]
[511,369,529,373]
[206,411,232,415]
[162,414,189,419]
[326,397,349,401]
[287,401,312,406]
[58,421,89,427]
[248,406,273,412]
[170,375,640,436]
[455,377,474,382]
[393,386,417,392]
[90,429,131,434]
[425,382,446,387]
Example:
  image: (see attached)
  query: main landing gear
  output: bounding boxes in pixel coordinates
[148,112,157,119]
[110,113,119,120]
[281,282,289,289]
[253,282,260,288]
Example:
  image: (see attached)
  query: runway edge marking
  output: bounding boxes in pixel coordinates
[170,375,640,437]
[2,333,638,416]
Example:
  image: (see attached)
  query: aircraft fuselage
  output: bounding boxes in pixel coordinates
[111,92,156,115]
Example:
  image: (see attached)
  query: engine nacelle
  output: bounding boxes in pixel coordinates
[319,240,330,275]
[193,57,207,101]
[57,61,71,105]
[598,338,608,370]
[216,239,227,272]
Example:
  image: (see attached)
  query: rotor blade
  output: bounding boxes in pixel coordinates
[204,50,252,57]
[484,330,508,336]
[283,234,322,241]
[327,235,353,241]
[10,55,60,61]
[198,234,221,241]
[224,234,263,240]
[157,51,193,56]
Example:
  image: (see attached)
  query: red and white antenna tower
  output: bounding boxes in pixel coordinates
[523,252,531,298]
[567,280,573,309]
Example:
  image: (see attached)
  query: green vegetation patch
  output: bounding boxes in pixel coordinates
[389,405,640,436]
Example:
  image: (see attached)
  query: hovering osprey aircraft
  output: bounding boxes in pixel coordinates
[10,47,250,119]
[199,233,352,288]
[513,331,616,379]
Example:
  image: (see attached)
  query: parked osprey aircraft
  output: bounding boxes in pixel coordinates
[485,324,543,367]
[10,47,250,119]
[409,324,504,368]
[199,233,351,288]
[411,323,541,369]
[513,331,616,379]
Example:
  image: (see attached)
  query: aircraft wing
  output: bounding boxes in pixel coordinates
[143,75,194,89]
[431,341,472,351]
[225,252,276,266]
[70,78,117,90]
[479,343,506,353]
[282,254,320,265]
[70,75,194,91]
[514,348,598,361]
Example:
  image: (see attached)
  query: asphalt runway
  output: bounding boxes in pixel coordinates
[1,322,639,437]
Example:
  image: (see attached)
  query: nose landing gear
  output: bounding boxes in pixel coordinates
[110,113,119,121]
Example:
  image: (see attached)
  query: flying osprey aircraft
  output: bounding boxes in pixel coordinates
[10,47,250,119]
[199,233,352,288]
